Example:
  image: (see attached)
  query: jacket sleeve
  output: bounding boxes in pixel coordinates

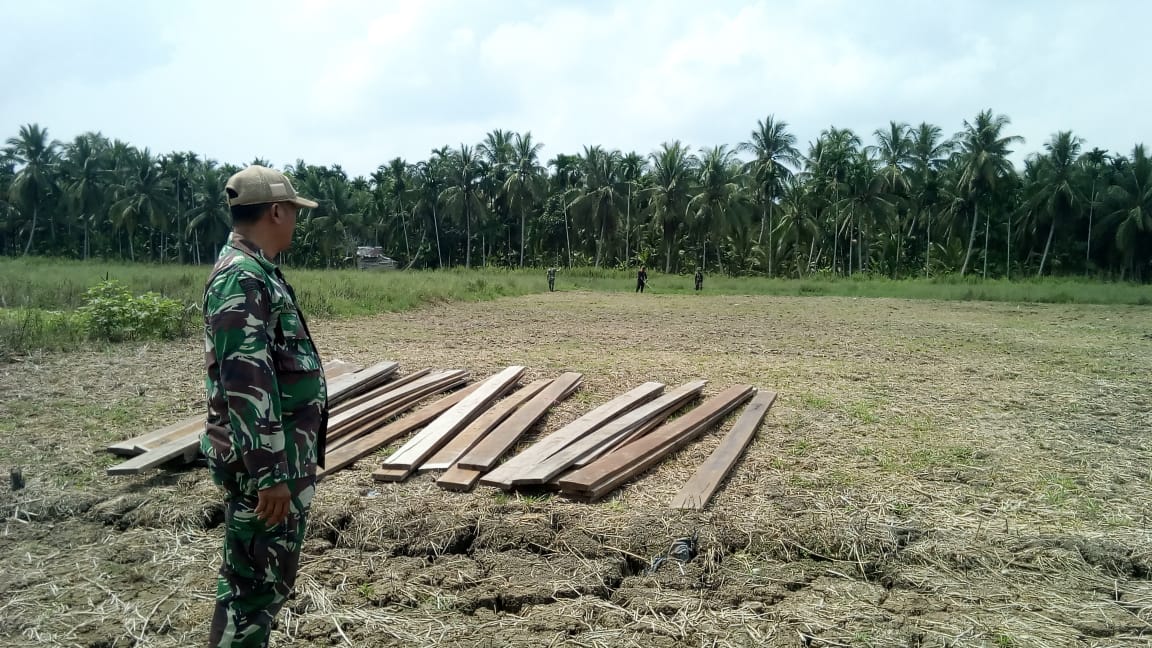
[205,271,290,489]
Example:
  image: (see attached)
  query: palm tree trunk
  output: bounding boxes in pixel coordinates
[625,184,631,266]
[21,206,37,256]
[767,202,774,277]
[982,210,990,279]
[1006,210,1013,280]
[1038,217,1056,277]
[465,205,472,268]
[1085,185,1095,275]
[519,206,526,268]
[961,203,979,276]
[757,198,766,245]
[433,204,443,269]
[925,211,932,277]
[563,204,572,269]
[595,216,605,268]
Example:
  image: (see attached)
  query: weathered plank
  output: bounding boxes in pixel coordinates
[326,373,469,450]
[107,359,362,456]
[375,366,526,479]
[108,361,399,476]
[502,381,706,487]
[457,372,583,472]
[478,381,664,489]
[330,367,431,415]
[319,379,483,479]
[325,360,399,406]
[327,370,462,441]
[419,378,553,472]
[434,464,484,491]
[669,390,777,510]
[557,385,755,499]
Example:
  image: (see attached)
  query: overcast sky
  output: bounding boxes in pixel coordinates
[2,0,1147,177]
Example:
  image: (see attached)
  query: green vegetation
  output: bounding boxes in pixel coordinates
[3,111,1150,281]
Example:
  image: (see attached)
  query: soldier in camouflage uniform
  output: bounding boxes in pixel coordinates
[547,267,556,292]
[199,165,326,648]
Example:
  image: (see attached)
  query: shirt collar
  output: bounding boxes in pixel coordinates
[227,232,277,273]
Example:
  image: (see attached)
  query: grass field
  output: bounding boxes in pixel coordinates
[1,289,1150,646]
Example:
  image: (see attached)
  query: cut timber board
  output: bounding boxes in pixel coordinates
[457,372,583,472]
[557,385,754,498]
[420,378,553,472]
[327,370,462,440]
[108,360,399,475]
[326,361,399,406]
[437,374,582,492]
[479,381,664,489]
[326,373,468,448]
[669,390,777,510]
[505,380,706,487]
[331,368,431,415]
[375,366,525,479]
[107,359,361,456]
[318,379,481,478]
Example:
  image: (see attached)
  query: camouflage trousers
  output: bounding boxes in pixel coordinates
[205,465,315,648]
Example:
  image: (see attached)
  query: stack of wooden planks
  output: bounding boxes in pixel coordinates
[105,360,444,476]
[105,360,778,507]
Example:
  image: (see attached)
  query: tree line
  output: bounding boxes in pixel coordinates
[3,110,1150,280]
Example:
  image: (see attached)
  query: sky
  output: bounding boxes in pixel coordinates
[1,0,1148,177]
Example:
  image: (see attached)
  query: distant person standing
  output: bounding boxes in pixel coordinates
[694,267,703,291]
[547,267,556,292]
[636,266,648,293]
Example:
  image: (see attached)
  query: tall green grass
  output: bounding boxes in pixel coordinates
[1,257,1149,315]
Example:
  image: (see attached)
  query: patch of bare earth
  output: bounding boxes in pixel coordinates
[2,291,1151,647]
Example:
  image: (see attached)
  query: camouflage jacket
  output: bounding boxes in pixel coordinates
[200,233,328,490]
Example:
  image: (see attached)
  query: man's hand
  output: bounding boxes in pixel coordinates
[255,482,292,526]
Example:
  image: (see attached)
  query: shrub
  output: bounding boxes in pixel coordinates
[77,280,189,342]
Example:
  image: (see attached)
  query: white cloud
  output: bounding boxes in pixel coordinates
[0,0,1148,174]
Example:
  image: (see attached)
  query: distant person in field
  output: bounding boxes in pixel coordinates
[694,267,703,291]
[201,165,327,648]
[636,266,648,293]
[547,267,556,292]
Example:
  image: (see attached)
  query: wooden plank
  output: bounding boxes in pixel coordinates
[328,370,464,440]
[108,361,398,476]
[319,380,485,478]
[330,368,431,415]
[372,467,410,482]
[419,378,553,472]
[107,359,362,455]
[376,366,526,476]
[436,376,582,493]
[557,385,755,498]
[457,372,583,472]
[326,360,399,406]
[478,381,664,489]
[326,376,473,453]
[435,464,485,491]
[669,390,777,510]
[505,381,706,487]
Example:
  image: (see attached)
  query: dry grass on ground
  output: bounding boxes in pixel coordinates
[1,291,1151,647]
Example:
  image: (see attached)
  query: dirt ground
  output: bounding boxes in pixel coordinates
[2,291,1151,647]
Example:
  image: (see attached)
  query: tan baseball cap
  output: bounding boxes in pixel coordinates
[225,165,318,209]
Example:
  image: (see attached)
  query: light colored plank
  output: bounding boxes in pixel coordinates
[457,372,583,471]
[669,391,777,510]
[419,378,553,472]
[326,360,399,406]
[330,368,431,415]
[478,381,664,489]
[380,366,526,472]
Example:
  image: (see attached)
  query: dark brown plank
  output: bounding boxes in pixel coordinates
[434,464,484,491]
[319,379,482,478]
[326,377,475,453]
[669,391,777,510]
[506,381,706,487]
[327,370,464,440]
[557,385,754,495]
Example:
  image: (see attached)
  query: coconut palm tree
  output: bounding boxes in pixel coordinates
[739,115,799,275]
[647,141,697,273]
[955,110,1023,276]
[504,132,545,267]
[4,123,60,256]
